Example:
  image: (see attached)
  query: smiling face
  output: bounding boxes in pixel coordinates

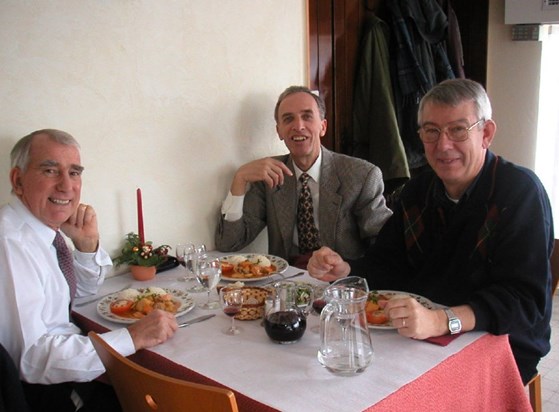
[421,101,496,198]
[275,92,327,171]
[10,133,83,229]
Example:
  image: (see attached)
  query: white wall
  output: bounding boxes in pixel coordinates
[0,0,307,271]
[487,0,542,170]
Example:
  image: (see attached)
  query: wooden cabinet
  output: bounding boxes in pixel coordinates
[308,0,488,153]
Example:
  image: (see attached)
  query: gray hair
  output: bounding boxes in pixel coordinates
[274,85,326,122]
[10,129,80,171]
[418,79,492,124]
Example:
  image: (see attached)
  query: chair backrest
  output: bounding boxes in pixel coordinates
[551,239,559,296]
[0,343,30,412]
[88,332,239,412]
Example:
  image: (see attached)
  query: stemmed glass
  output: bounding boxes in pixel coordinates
[219,288,243,335]
[186,244,207,292]
[176,243,194,281]
[195,255,221,309]
[310,284,326,333]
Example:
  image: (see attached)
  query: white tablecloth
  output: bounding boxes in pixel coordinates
[74,263,489,411]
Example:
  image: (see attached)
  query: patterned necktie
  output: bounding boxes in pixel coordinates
[53,231,77,301]
[297,173,320,254]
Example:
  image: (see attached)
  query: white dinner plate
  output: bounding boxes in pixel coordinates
[97,288,195,324]
[367,290,436,330]
[220,254,288,282]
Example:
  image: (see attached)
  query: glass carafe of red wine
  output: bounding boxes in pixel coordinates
[318,276,373,376]
[264,280,307,344]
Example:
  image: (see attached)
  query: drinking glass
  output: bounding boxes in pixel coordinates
[310,284,327,333]
[176,243,195,282]
[187,244,207,292]
[219,288,243,335]
[195,255,221,309]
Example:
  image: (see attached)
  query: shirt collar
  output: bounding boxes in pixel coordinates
[293,149,322,183]
[10,196,58,246]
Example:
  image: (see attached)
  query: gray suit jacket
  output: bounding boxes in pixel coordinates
[215,147,392,260]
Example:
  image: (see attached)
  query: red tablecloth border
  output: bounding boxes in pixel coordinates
[368,334,531,411]
[73,311,278,412]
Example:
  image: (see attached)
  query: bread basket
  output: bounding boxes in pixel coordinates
[235,286,271,320]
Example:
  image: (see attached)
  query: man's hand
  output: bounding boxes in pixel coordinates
[382,298,474,340]
[382,298,448,340]
[61,203,100,253]
[127,309,178,350]
[307,246,351,282]
[230,158,293,195]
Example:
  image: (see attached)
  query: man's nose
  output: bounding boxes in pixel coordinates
[56,173,73,190]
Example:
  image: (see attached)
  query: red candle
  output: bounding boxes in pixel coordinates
[137,188,145,244]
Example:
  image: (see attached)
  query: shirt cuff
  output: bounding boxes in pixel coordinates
[221,191,244,221]
[98,328,136,357]
[75,246,113,268]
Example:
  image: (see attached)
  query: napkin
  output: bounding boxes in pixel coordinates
[423,333,463,346]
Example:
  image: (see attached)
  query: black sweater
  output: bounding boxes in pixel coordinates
[351,151,554,384]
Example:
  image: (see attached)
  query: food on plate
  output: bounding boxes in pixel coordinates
[366,310,389,325]
[365,291,393,325]
[117,288,141,301]
[249,254,271,267]
[109,299,134,315]
[109,288,180,319]
[221,255,276,279]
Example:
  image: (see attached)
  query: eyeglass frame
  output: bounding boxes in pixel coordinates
[417,118,485,143]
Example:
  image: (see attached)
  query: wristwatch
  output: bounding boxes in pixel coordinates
[444,308,462,334]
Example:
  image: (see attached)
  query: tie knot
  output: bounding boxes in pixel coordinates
[299,172,310,185]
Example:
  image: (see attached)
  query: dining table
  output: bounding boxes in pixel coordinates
[72,257,531,412]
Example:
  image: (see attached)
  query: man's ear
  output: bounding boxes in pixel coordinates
[320,119,328,137]
[9,168,23,195]
[276,124,284,141]
[482,119,497,149]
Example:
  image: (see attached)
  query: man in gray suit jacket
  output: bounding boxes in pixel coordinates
[215,86,392,267]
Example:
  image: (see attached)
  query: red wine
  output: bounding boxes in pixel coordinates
[223,307,240,317]
[312,299,326,314]
[264,311,306,343]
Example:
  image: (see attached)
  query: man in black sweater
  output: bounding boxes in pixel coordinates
[308,79,554,384]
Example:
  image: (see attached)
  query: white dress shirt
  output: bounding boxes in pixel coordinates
[0,197,135,384]
[221,151,322,247]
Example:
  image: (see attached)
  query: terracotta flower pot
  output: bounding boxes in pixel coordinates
[130,265,156,281]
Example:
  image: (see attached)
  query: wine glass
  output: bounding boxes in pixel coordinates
[176,243,194,281]
[195,255,221,309]
[187,244,207,292]
[219,288,243,335]
[310,284,327,333]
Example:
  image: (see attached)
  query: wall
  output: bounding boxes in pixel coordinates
[487,0,542,170]
[0,0,307,273]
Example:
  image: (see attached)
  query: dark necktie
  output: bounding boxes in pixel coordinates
[53,231,77,301]
[297,173,320,254]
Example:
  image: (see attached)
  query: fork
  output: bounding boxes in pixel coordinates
[260,271,305,286]
[74,283,133,307]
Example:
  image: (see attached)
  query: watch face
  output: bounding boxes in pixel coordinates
[449,318,462,334]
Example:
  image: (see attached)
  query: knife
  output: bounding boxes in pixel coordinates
[178,314,216,328]
[74,283,133,307]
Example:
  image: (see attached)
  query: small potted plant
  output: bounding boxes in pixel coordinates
[113,232,171,280]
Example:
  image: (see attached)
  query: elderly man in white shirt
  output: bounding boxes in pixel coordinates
[0,129,178,411]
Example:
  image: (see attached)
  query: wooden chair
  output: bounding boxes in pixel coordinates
[528,238,559,412]
[88,332,239,412]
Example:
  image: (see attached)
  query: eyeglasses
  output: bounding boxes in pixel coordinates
[417,119,485,143]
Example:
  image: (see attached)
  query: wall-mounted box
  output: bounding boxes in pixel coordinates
[505,0,559,24]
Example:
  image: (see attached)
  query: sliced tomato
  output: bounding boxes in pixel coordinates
[366,310,389,325]
[110,299,134,315]
[221,262,234,274]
